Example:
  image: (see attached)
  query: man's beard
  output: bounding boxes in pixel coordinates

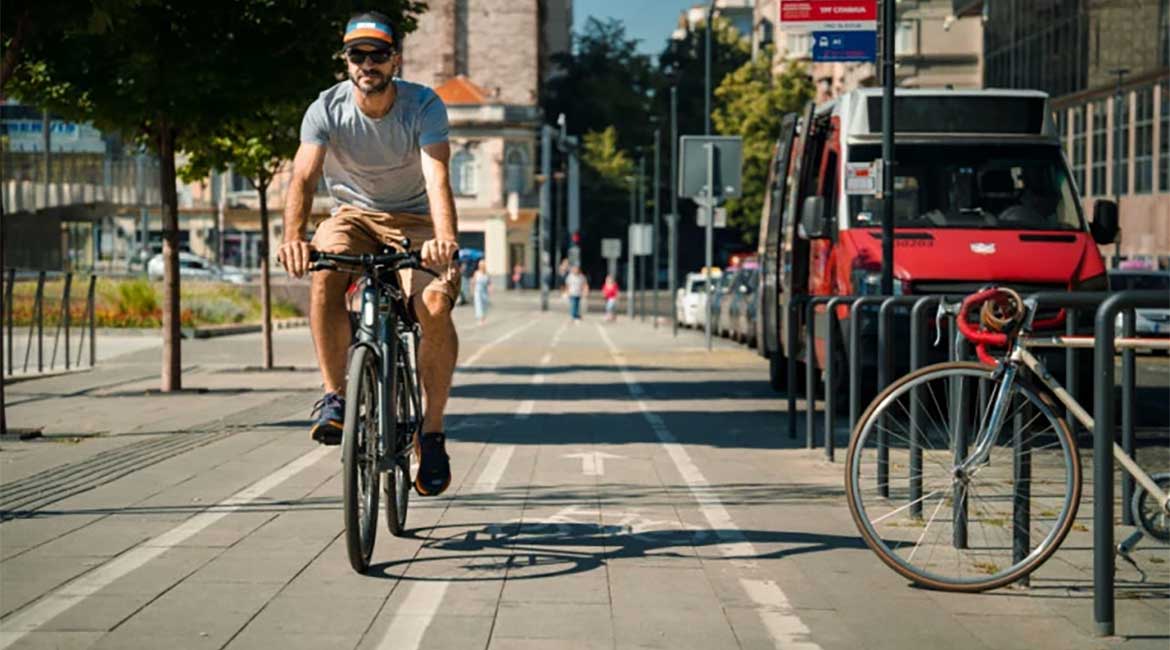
[350,69,392,95]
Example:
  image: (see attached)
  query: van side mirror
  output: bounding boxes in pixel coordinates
[800,196,828,239]
[1090,200,1119,245]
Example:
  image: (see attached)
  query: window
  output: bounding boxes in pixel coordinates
[1090,100,1108,195]
[786,33,811,58]
[1071,106,1086,195]
[451,148,477,196]
[505,146,528,195]
[229,170,252,193]
[1161,79,1169,192]
[895,20,917,56]
[1115,92,1130,195]
[1135,87,1154,193]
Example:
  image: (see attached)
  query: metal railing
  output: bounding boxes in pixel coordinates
[786,289,1167,636]
[3,269,97,376]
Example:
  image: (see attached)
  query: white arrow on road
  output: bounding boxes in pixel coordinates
[561,451,624,476]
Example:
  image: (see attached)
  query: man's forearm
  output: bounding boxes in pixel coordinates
[283,178,314,241]
[428,181,459,241]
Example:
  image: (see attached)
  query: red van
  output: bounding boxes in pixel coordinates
[756,88,1119,390]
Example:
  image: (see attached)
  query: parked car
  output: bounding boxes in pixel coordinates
[718,267,750,340]
[676,269,721,328]
[147,252,248,284]
[1109,269,1170,337]
[729,266,760,346]
[709,271,736,335]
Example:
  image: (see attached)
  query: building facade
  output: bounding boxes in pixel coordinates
[967,0,1169,260]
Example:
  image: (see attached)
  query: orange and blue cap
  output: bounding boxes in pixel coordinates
[344,12,397,50]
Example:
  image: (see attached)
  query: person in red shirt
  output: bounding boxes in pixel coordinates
[602,275,620,322]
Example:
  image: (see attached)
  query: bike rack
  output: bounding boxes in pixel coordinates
[1091,289,1169,637]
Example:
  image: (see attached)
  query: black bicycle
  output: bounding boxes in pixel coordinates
[310,243,430,573]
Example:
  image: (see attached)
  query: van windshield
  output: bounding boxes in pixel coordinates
[847,144,1084,231]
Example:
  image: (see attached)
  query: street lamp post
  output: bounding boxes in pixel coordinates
[627,175,636,320]
[670,83,679,337]
[652,126,661,329]
[705,2,715,136]
[638,153,647,321]
[1109,67,1130,269]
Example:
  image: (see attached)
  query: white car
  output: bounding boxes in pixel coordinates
[1109,270,1170,336]
[675,271,721,328]
[147,252,248,285]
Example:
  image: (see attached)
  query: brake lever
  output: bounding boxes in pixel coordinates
[933,299,961,348]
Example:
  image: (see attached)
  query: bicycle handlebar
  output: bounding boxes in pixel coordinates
[307,238,448,279]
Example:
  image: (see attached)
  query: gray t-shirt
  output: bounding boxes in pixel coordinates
[300,79,449,216]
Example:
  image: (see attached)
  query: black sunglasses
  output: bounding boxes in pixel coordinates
[345,48,392,65]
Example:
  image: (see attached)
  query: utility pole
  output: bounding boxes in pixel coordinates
[540,125,553,310]
[652,127,661,328]
[1109,67,1129,269]
[627,176,636,319]
[704,143,715,351]
[638,153,647,321]
[670,84,679,337]
[879,0,896,295]
[705,2,715,136]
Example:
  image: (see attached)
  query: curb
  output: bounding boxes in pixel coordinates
[187,318,309,339]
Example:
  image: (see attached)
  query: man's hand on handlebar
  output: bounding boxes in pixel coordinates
[420,239,458,267]
[278,240,315,279]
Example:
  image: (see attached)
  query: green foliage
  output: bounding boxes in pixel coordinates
[582,127,634,186]
[179,102,302,192]
[115,279,159,316]
[713,53,814,244]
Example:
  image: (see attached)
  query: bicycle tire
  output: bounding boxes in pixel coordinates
[1130,471,1170,543]
[384,343,412,537]
[343,345,380,574]
[845,361,1081,592]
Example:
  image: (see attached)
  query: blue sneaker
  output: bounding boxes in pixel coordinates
[310,392,345,445]
[414,433,451,496]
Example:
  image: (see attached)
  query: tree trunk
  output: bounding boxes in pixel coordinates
[158,120,182,391]
[258,181,273,370]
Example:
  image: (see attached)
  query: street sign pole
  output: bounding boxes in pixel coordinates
[670,85,679,338]
[653,128,661,329]
[879,0,895,295]
[627,178,635,320]
[704,143,715,351]
[540,125,553,311]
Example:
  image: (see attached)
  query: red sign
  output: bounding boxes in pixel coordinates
[779,0,877,31]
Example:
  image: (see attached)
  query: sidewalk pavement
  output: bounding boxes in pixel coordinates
[0,293,1166,650]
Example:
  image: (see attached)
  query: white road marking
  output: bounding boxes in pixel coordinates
[461,317,541,369]
[0,445,333,649]
[374,581,450,650]
[561,451,624,476]
[466,445,515,494]
[740,579,823,650]
[514,321,568,420]
[596,324,823,650]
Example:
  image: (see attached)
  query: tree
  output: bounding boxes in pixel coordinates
[712,52,814,244]
[6,1,423,391]
[582,127,635,185]
[179,104,301,370]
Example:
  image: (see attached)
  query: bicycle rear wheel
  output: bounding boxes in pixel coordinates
[846,361,1081,592]
[384,341,413,536]
[343,345,381,573]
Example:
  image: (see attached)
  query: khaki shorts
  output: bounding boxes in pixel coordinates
[311,205,461,303]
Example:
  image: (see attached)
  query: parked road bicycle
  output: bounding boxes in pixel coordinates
[310,243,430,574]
[845,286,1169,591]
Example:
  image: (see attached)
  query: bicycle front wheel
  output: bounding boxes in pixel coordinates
[343,345,381,574]
[384,342,414,537]
[846,361,1081,592]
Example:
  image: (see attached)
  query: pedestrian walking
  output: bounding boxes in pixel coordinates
[602,275,619,322]
[472,260,491,325]
[563,265,589,322]
[511,263,524,289]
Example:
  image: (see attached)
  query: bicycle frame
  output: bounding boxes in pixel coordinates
[960,315,1170,515]
[353,270,421,474]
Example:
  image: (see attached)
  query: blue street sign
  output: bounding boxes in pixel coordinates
[811,30,877,62]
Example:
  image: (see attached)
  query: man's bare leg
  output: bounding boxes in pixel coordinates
[414,290,458,435]
[311,269,351,394]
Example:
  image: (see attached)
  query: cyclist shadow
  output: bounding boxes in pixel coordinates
[365,518,868,582]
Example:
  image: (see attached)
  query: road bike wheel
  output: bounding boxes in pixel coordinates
[343,345,380,574]
[1131,471,1170,543]
[846,361,1081,592]
[384,346,412,537]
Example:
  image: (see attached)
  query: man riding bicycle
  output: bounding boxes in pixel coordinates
[278,11,459,497]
